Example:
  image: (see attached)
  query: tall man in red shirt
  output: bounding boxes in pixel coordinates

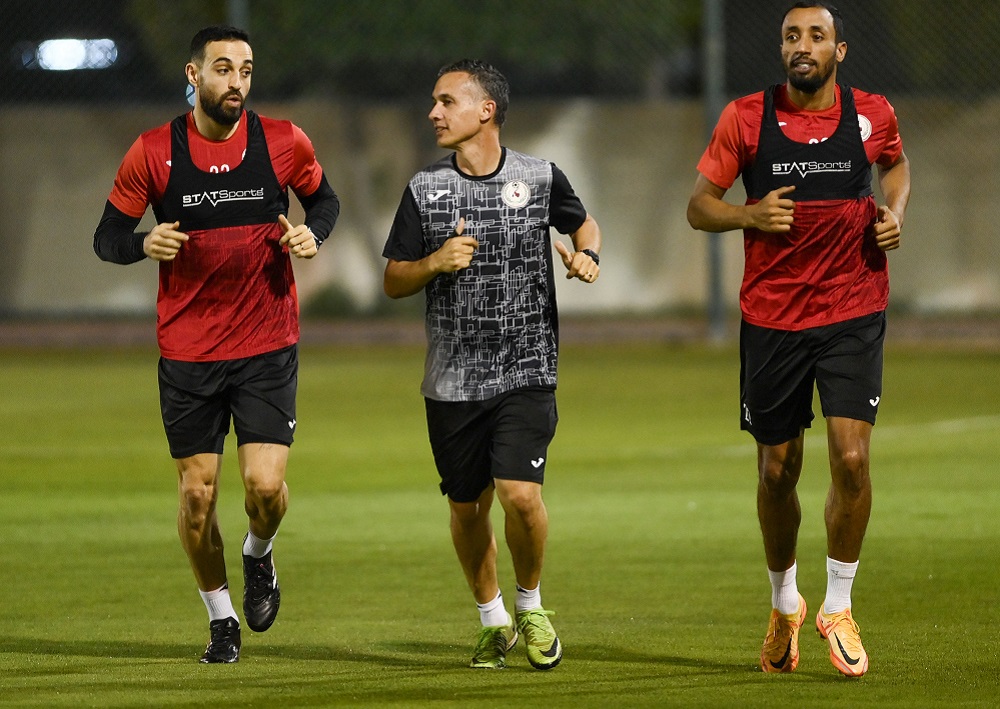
[687,2,910,677]
[94,25,340,663]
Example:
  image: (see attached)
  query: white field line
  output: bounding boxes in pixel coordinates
[617,415,1000,461]
[6,416,999,460]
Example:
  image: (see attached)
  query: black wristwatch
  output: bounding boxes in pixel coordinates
[581,248,600,266]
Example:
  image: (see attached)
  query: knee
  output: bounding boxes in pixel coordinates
[178,478,217,528]
[245,474,287,508]
[497,482,544,520]
[450,501,488,533]
[758,460,800,497]
[832,447,870,493]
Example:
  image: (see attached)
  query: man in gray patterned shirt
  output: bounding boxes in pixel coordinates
[383,59,601,671]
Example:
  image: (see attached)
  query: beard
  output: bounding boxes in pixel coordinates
[199,89,244,126]
[785,58,836,94]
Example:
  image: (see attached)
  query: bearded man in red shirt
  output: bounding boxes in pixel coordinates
[94,25,340,664]
[688,1,910,677]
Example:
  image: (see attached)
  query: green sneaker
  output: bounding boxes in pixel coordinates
[515,608,563,670]
[469,621,518,669]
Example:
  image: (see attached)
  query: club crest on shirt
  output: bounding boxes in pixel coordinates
[858,114,872,142]
[501,179,531,208]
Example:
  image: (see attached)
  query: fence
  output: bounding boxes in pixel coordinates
[1,0,997,319]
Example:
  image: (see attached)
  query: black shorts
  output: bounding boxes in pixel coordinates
[424,387,558,503]
[158,344,298,459]
[739,312,885,446]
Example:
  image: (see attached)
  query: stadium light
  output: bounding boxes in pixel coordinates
[27,38,119,70]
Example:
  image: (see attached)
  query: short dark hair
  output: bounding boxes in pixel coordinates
[784,2,845,43]
[190,25,251,64]
[437,59,510,127]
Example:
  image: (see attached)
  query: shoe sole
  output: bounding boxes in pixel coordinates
[199,654,239,664]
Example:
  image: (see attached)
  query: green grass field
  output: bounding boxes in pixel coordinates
[2,339,999,707]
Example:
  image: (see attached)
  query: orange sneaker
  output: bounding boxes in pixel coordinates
[760,594,807,673]
[816,608,869,677]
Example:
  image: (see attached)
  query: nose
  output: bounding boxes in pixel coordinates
[428,102,442,121]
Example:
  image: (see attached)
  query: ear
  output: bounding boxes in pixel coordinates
[836,41,847,63]
[480,99,497,125]
[185,62,199,88]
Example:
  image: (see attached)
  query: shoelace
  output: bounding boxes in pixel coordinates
[518,610,555,638]
[473,627,510,657]
[247,560,276,599]
[829,615,863,651]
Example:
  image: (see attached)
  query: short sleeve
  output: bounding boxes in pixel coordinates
[549,164,587,234]
[107,137,153,218]
[382,186,425,261]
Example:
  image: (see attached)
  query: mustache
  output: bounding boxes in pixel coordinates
[789,53,815,65]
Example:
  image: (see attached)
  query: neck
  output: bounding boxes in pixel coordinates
[453,132,502,176]
[192,108,241,141]
[785,78,838,111]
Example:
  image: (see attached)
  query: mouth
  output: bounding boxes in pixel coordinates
[790,56,815,74]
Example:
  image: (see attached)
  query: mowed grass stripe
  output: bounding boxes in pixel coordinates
[1,342,998,707]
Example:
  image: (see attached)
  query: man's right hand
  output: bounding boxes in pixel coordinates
[749,185,796,233]
[431,217,478,273]
[143,221,189,261]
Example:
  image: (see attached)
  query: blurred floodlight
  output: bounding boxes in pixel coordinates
[34,39,119,70]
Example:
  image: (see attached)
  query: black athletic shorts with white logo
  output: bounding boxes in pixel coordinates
[158,344,298,459]
[424,387,558,503]
[739,311,885,446]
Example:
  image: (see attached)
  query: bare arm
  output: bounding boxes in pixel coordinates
[553,213,602,281]
[871,150,911,252]
[383,217,478,299]
[686,174,797,234]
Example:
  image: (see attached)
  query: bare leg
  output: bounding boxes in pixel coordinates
[824,417,873,562]
[238,442,289,540]
[494,479,548,591]
[449,485,500,604]
[176,453,226,591]
[757,434,805,572]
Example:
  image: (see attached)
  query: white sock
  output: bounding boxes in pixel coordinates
[199,583,239,623]
[824,557,859,614]
[515,584,542,612]
[243,529,274,558]
[768,562,800,616]
[477,591,510,627]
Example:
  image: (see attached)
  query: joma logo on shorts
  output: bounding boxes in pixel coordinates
[183,188,265,208]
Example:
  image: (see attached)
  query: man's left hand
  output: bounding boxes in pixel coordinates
[554,241,599,282]
[279,214,319,259]
[871,206,901,252]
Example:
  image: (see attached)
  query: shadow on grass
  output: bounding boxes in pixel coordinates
[2,635,750,674]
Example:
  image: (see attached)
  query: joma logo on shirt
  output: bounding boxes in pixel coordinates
[771,160,852,178]
[182,188,265,208]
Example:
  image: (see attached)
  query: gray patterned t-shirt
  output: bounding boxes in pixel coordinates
[383,148,588,401]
